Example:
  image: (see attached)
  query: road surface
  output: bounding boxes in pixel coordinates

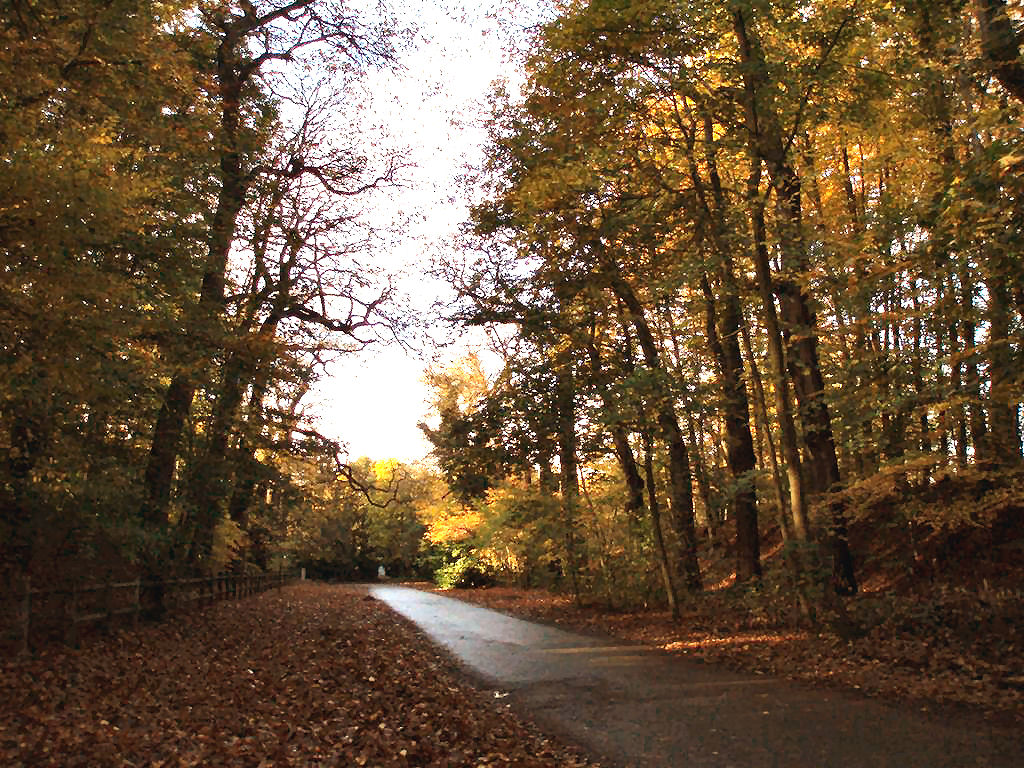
[370,585,1022,768]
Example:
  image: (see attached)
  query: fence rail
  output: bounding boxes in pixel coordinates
[6,569,300,654]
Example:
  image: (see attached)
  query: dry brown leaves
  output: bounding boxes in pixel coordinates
[443,586,1024,724]
[0,583,597,767]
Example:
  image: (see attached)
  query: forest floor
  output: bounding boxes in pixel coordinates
[0,583,598,767]
[433,579,1024,726]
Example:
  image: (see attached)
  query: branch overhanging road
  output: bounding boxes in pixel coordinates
[370,585,1022,768]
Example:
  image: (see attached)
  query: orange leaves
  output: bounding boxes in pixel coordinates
[421,502,486,545]
[0,583,597,767]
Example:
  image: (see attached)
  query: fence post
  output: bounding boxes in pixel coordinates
[132,578,141,628]
[104,580,114,632]
[20,574,31,656]
[65,585,79,648]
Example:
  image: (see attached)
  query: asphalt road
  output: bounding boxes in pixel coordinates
[370,585,1023,768]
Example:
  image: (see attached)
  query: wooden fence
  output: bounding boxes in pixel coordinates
[5,569,300,655]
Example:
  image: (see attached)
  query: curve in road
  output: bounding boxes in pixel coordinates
[370,585,1021,768]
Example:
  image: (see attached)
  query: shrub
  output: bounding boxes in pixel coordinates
[434,554,494,590]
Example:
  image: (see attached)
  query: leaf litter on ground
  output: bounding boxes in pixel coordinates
[0,583,598,767]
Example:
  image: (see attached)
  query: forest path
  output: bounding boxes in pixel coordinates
[371,584,1021,768]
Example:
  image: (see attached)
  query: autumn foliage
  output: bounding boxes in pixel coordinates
[0,584,596,767]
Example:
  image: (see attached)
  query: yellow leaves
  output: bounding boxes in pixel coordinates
[88,131,114,146]
[211,518,249,570]
[372,457,401,478]
[421,501,485,545]
[423,352,493,415]
[996,152,1024,171]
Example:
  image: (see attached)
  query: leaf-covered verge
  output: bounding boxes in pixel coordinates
[0,583,597,767]
[438,583,1023,725]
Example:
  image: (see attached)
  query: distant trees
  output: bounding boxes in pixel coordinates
[278,455,431,581]
[1,1,402,584]
[432,0,1024,614]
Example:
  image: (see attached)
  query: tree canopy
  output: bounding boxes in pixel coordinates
[1,0,408,589]
[429,0,1024,616]
[3,0,1022,629]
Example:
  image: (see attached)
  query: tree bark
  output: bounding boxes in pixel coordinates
[739,318,792,539]
[685,413,717,547]
[142,19,254,530]
[685,112,761,581]
[642,429,679,618]
[959,267,989,459]
[985,274,1023,461]
[699,274,761,581]
[586,330,646,518]
[555,358,583,603]
[975,0,1024,103]
[747,157,810,545]
[608,272,702,592]
[732,5,856,594]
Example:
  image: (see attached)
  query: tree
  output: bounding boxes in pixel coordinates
[142,0,398,543]
[1,0,408,589]
[0,0,213,577]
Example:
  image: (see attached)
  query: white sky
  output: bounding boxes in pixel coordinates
[306,0,545,464]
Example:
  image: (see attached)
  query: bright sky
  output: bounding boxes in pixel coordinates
[306,1,545,464]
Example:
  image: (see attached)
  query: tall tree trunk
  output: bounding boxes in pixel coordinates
[959,267,989,459]
[910,280,933,455]
[951,312,969,465]
[186,354,248,563]
[586,329,646,518]
[804,140,874,477]
[975,0,1024,103]
[608,272,702,592]
[910,2,972,468]
[685,414,717,547]
[747,157,810,545]
[538,434,558,493]
[686,112,761,581]
[700,274,761,581]
[739,319,792,539]
[142,23,253,530]
[660,307,719,546]
[555,358,582,603]
[225,341,276,530]
[189,292,286,563]
[985,275,1023,461]
[733,6,856,594]
[642,429,679,618]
